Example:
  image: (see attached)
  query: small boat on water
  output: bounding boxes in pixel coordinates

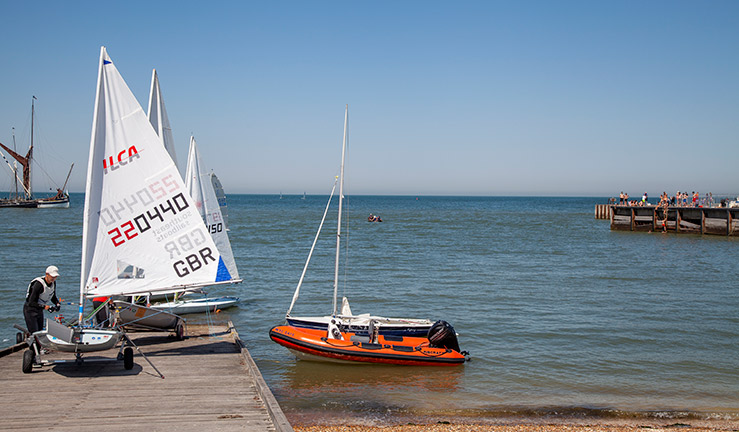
[270,319,466,366]
[286,299,432,338]
[272,106,467,365]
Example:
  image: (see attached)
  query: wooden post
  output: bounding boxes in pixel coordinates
[728,209,733,236]
[610,205,615,230]
[630,207,635,231]
[676,209,681,233]
[652,208,657,232]
[701,209,705,235]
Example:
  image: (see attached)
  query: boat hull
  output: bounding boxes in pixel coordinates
[115,301,183,330]
[286,315,433,337]
[0,199,37,208]
[150,296,239,314]
[35,328,121,353]
[36,197,70,208]
[269,325,466,366]
[0,195,70,208]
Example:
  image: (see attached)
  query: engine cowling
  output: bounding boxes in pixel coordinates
[427,320,460,352]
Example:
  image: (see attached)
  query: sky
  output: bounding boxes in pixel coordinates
[0,1,738,197]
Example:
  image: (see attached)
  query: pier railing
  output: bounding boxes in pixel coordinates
[607,205,739,236]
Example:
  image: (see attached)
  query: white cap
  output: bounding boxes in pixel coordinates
[46,265,60,277]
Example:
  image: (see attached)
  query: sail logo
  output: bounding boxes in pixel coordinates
[103,146,140,174]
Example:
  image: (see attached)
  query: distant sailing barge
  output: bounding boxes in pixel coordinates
[0,97,72,208]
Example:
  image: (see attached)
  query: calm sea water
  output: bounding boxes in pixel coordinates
[1,194,737,424]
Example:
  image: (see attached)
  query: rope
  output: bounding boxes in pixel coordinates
[201,292,218,338]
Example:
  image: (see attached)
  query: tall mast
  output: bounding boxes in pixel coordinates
[332,105,348,316]
[12,128,17,199]
[29,96,35,198]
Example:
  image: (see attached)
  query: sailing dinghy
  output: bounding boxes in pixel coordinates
[270,105,467,365]
[146,136,241,315]
[22,46,235,374]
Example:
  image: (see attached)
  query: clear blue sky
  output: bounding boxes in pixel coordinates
[1,1,738,197]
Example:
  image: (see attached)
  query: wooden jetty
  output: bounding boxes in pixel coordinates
[608,205,739,236]
[594,204,612,220]
[0,322,293,432]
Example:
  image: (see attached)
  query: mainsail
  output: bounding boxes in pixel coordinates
[147,69,179,174]
[82,47,229,299]
[185,136,239,280]
[211,172,230,231]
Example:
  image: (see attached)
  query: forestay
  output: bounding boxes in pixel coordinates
[185,136,239,280]
[82,47,230,299]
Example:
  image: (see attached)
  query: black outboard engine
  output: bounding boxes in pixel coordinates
[427,320,460,353]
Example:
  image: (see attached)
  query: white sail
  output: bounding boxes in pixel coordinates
[211,172,230,231]
[82,47,229,299]
[185,136,239,280]
[147,69,179,174]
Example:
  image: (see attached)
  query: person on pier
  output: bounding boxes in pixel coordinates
[23,265,62,335]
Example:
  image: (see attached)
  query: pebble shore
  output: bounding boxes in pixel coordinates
[294,424,732,432]
[293,418,738,432]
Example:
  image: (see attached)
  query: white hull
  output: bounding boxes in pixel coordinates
[287,314,433,337]
[35,328,121,353]
[36,199,70,208]
[150,296,239,314]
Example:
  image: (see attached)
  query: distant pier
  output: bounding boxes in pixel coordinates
[0,322,293,432]
[602,205,739,236]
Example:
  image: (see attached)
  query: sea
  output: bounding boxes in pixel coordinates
[1,194,737,425]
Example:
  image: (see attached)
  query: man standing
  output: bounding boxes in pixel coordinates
[23,265,62,334]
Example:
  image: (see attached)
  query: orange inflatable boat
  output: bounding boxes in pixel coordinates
[269,320,468,366]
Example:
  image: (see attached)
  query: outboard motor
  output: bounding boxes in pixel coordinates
[427,320,460,352]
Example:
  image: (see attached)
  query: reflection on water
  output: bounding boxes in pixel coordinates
[281,359,463,395]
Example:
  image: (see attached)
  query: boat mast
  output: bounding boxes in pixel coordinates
[12,128,18,199]
[29,96,35,198]
[332,105,348,316]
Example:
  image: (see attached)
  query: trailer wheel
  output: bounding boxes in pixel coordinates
[175,323,185,341]
[16,332,24,344]
[22,350,34,373]
[123,347,134,370]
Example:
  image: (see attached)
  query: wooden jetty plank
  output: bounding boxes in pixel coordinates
[0,323,293,432]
